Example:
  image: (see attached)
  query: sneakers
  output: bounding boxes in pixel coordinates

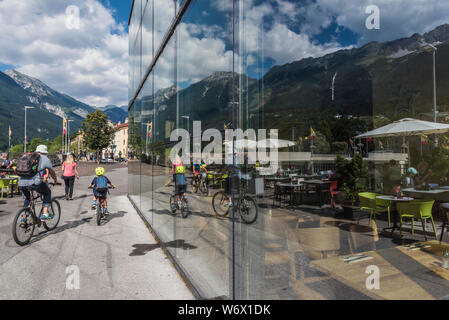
[104,208,110,216]
[40,213,53,221]
[91,201,97,210]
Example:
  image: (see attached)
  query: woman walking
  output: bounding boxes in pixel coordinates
[62,154,80,200]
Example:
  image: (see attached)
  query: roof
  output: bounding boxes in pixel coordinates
[115,123,128,131]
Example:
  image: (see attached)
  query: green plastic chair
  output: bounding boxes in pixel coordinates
[396,200,437,240]
[357,192,392,227]
[0,179,10,200]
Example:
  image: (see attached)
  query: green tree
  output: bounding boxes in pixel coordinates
[28,138,46,153]
[10,144,24,157]
[81,111,114,163]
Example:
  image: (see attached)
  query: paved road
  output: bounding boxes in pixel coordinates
[0,167,194,300]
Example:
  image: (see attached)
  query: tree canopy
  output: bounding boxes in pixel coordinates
[81,110,114,161]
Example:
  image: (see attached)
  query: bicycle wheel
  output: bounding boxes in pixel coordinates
[239,196,258,224]
[212,191,230,217]
[192,179,199,193]
[200,181,208,195]
[96,204,102,226]
[169,195,177,214]
[181,199,189,218]
[43,199,61,231]
[12,208,35,246]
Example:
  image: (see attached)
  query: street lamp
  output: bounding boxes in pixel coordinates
[24,106,35,153]
[421,44,438,123]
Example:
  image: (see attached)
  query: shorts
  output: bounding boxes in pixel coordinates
[94,189,108,199]
[175,184,187,195]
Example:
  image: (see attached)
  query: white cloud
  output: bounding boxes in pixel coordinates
[0,0,128,107]
[300,0,449,45]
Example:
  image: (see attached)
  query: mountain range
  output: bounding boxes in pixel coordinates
[3,23,449,150]
[141,24,449,143]
[0,69,126,150]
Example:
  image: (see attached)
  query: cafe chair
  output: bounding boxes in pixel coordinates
[357,192,391,227]
[0,179,10,200]
[396,200,437,240]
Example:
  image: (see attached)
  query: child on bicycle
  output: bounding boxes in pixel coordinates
[174,165,187,201]
[89,167,115,215]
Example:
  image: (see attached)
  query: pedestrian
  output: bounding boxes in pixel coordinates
[62,153,80,200]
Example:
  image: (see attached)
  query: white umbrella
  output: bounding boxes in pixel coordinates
[257,138,295,149]
[355,118,449,166]
[223,139,257,149]
[355,118,449,138]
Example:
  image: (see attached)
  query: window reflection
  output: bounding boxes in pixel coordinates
[129,0,449,300]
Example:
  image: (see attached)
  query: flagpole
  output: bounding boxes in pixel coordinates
[8,126,11,153]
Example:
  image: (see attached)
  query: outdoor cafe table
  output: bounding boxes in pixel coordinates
[265,177,289,189]
[276,182,302,206]
[402,188,449,202]
[311,240,449,300]
[376,195,414,233]
[302,180,332,206]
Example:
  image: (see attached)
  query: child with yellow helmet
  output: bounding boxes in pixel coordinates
[89,167,115,214]
[171,164,187,210]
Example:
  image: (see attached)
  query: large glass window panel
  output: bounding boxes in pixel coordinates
[174,0,233,300]
[154,0,176,57]
[128,99,142,209]
[151,37,176,247]
[140,75,154,227]
[141,0,154,74]
[234,0,449,300]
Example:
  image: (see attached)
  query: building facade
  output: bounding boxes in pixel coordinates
[129,0,449,299]
[114,121,129,159]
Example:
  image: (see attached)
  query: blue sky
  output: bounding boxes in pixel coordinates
[1,0,449,106]
[99,0,132,32]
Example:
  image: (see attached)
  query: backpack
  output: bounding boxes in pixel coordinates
[16,153,41,177]
[95,176,108,192]
[176,173,186,186]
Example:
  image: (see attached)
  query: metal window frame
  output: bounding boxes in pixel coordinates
[128,0,192,111]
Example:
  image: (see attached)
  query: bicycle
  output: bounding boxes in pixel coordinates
[191,173,200,193]
[212,175,258,224]
[12,182,61,246]
[199,172,209,195]
[170,192,189,218]
[89,186,113,226]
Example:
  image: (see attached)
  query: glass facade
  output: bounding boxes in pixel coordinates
[129,0,449,299]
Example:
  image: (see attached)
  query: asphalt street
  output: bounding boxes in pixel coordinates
[0,166,194,300]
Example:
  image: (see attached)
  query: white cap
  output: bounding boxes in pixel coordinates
[35,145,48,154]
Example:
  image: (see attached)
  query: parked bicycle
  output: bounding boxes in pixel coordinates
[212,176,258,224]
[12,182,61,246]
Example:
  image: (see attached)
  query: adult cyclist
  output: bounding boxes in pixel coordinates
[18,145,59,221]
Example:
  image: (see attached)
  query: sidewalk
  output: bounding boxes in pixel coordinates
[0,166,194,300]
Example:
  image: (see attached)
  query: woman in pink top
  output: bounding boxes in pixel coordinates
[62,154,80,200]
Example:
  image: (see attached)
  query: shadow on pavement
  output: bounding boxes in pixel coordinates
[129,243,161,256]
[30,217,93,244]
[100,210,127,226]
